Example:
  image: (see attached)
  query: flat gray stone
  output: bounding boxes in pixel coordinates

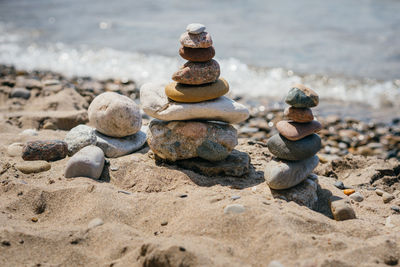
[186,23,206,34]
[65,146,105,179]
[176,150,250,177]
[64,124,97,156]
[10,87,31,99]
[95,130,146,158]
[224,204,245,214]
[270,178,319,209]
[265,155,319,190]
[267,133,321,161]
[349,192,364,202]
[140,82,249,124]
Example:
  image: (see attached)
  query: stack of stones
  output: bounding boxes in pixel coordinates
[141,23,249,164]
[265,84,322,190]
[64,92,146,179]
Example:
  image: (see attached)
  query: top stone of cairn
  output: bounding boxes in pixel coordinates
[186,23,206,34]
[285,84,319,108]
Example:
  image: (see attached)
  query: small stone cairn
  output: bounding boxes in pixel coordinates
[265,84,322,190]
[142,23,250,163]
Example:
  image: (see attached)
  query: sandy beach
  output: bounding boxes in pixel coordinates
[0,65,399,266]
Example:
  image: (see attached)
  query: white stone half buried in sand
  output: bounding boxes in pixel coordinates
[140,82,249,124]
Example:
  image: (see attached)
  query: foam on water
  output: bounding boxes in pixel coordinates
[0,23,399,109]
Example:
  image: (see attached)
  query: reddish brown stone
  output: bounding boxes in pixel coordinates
[276,120,322,141]
[284,107,314,123]
[180,32,213,48]
[179,46,215,62]
[172,60,220,85]
[22,140,68,161]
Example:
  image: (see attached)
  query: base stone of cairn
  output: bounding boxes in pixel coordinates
[141,23,250,177]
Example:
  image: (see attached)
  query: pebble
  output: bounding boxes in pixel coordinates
[88,92,141,137]
[22,140,68,161]
[110,166,119,171]
[329,196,356,221]
[7,142,24,157]
[117,190,132,195]
[172,59,220,85]
[231,195,241,200]
[20,129,38,136]
[382,192,395,203]
[268,260,285,267]
[224,204,245,214]
[88,218,104,229]
[95,130,147,158]
[180,31,212,48]
[165,78,228,103]
[285,84,319,108]
[179,46,215,62]
[334,181,345,190]
[375,189,385,196]
[64,146,105,179]
[265,155,319,190]
[186,23,206,34]
[64,124,97,156]
[140,82,249,124]
[267,133,321,161]
[349,192,364,202]
[147,120,237,161]
[10,87,31,99]
[276,120,322,141]
[343,189,355,196]
[160,221,168,226]
[283,107,314,123]
[16,161,51,174]
[391,205,400,212]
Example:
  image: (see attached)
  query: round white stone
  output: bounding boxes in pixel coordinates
[88,92,141,137]
[186,23,206,34]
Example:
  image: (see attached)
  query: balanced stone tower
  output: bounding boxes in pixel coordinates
[141,23,249,166]
[265,84,322,190]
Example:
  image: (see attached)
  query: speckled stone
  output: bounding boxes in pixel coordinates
[147,120,237,161]
[186,23,206,34]
[285,84,319,108]
[267,134,321,161]
[276,120,322,141]
[165,78,229,103]
[180,31,213,48]
[22,140,68,161]
[64,124,97,156]
[172,59,220,85]
[179,46,215,62]
[88,92,141,137]
[283,107,314,123]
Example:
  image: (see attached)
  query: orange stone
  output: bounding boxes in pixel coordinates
[343,189,355,196]
[276,120,322,141]
[284,107,314,123]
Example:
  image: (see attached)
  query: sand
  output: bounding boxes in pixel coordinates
[1,70,400,266]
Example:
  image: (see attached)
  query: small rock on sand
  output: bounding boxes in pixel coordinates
[88,218,104,229]
[329,196,356,221]
[224,204,245,214]
[382,192,395,203]
[22,140,68,161]
[349,192,364,202]
[7,143,24,157]
[64,124,97,156]
[16,161,51,174]
[64,146,105,179]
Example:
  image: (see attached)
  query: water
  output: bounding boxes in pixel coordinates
[0,0,399,108]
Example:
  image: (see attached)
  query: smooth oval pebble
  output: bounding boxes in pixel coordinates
[10,87,31,99]
[180,31,212,48]
[186,23,206,34]
[349,192,364,202]
[285,84,319,108]
[276,120,322,141]
[22,140,68,161]
[267,133,321,161]
[140,82,249,124]
[224,204,245,214]
[265,156,319,190]
[64,146,105,179]
[16,161,51,174]
[7,143,24,157]
[64,124,97,156]
[165,78,229,103]
[88,92,141,138]
[172,59,220,85]
[283,107,314,123]
[179,46,215,62]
